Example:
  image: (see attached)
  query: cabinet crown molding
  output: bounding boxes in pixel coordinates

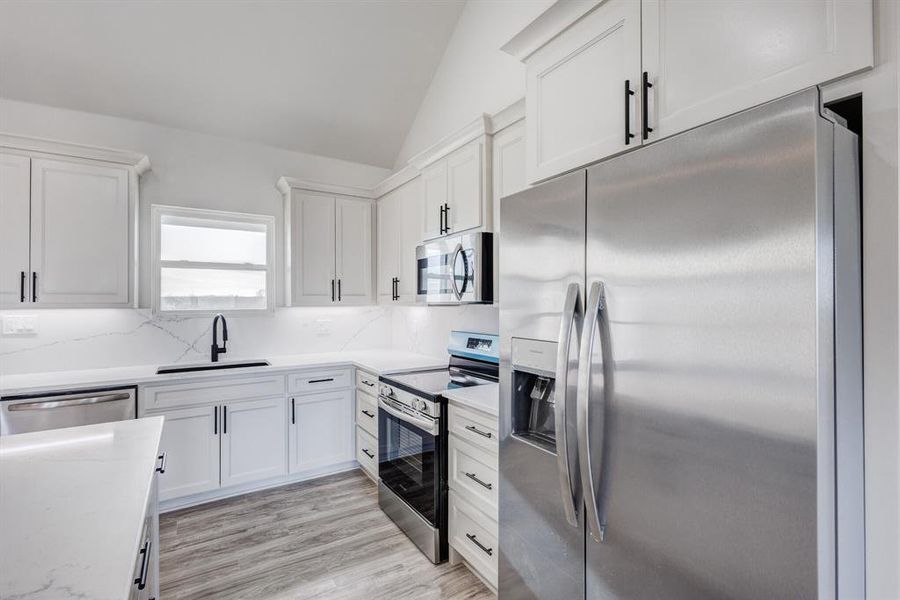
[276,176,375,200]
[408,114,491,170]
[488,98,526,134]
[372,164,420,199]
[501,0,602,62]
[0,133,151,174]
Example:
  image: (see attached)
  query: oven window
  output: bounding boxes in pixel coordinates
[379,407,438,525]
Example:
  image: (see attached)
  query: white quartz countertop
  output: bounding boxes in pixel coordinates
[443,382,499,416]
[0,417,165,600]
[0,349,447,396]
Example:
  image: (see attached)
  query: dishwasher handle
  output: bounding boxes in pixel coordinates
[7,392,132,411]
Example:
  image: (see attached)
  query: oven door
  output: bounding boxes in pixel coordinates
[378,397,441,526]
[416,232,492,305]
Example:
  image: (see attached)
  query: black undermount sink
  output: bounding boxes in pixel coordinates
[156,360,270,375]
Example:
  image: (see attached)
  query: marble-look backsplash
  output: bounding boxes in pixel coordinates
[0,305,499,376]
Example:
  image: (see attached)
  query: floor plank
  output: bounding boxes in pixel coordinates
[160,470,493,599]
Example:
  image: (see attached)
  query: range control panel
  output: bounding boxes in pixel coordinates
[511,338,557,376]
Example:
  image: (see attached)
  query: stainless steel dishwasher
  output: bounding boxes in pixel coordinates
[0,386,137,435]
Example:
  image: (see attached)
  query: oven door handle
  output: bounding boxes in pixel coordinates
[378,398,439,436]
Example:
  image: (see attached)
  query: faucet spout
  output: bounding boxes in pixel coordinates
[211,314,228,362]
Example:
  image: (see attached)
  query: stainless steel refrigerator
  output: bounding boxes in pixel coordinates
[498,88,864,600]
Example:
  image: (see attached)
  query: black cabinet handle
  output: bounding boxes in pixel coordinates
[465,424,492,439]
[223,405,227,434]
[624,80,635,145]
[361,379,375,387]
[465,533,493,556]
[439,205,446,235]
[465,471,493,490]
[156,452,167,474]
[32,272,37,302]
[291,398,296,424]
[443,203,450,233]
[642,71,653,140]
[331,279,335,302]
[214,406,218,434]
[362,448,375,459]
[309,377,334,384]
[361,409,375,419]
[19,271,25,303]
[338,279,342,302]
[135,540,152,589]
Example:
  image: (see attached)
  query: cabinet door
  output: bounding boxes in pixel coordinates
[446,141,483,234]
[525,0,641,183]
[376,190,400,303]
[0,153,31,307]
[288,389,354,473]
[397,176,423,301]
[291,192,336,305]
[491,121,526,306]
[422,161,447,241]
[335,198,373,305]
[220,397,287,488]
[30,158,131,305]
[642,0,873,141]
[154,405,220,501]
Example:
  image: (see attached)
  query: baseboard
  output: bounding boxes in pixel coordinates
[160,460,360,513]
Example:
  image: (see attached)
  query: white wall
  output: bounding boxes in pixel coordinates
[0,98,391,306]
[393,0,552,166]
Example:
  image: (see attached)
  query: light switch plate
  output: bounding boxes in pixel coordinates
[1,315,38,335]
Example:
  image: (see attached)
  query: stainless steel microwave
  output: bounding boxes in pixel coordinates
[416,232,493,305]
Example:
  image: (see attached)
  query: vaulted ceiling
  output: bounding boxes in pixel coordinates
[0,1,465,168]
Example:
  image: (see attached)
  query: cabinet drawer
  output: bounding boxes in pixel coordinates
[448,404,498,454]
[356,391,378,438]
[356,369,379,394]
[287,369,351,394]
[356,426,378,479]
[142,375,285,411]
[449,491,498,588]
[449,434,498,516]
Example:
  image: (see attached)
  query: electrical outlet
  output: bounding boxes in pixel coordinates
[1,315,38,335]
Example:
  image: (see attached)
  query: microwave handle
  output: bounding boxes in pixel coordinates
[449,243,464,301]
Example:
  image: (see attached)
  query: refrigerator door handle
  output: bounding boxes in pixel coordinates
[577,280,609,543]
[554,282,582,527]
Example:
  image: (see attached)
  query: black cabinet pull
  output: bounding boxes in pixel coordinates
[465,533,493,556]
[465,424,492,439]
[223,405,227,434]
[19,271,25,303]
[443,203,450,233]
[362,448,375,459]
[361,409,375,419]
[439,205,446,234]
[32,272,37,302]
[642,71,653,140]
[361,379,375,387]
[309,377,334,384]
[156,452,167,474]
[624,80,635,145]
[291,398,296,425]
[337,279,342,302]
[465,471,493,490]
[214,406,218,434]
[135,540,152,589]
[331,279,335,302]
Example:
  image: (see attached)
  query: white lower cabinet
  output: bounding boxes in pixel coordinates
[449,491,498,590]
[220,397,287,487]
[289,388,354,473]
[355,368,379,480]
[356,425,378,479]
[154,405,220,502]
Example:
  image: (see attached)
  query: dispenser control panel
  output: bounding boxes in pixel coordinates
[511,338,557,376]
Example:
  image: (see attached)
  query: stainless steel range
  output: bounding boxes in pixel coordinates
[377,331,499,564]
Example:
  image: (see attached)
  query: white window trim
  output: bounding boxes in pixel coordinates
[151,204,276,316]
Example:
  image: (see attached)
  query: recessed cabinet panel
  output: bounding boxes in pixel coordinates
[154,405,220,501]
[30,158,131,305]
[293,192,336,305]
[642,0,874,141]
[289,389,354,473]
[0,153,31,307]
[377,190,400,302]
[447,141,483,234]
[422,161,448,241]
[220,397,287,487]
[335,198,373,305]
[526,0,641,183]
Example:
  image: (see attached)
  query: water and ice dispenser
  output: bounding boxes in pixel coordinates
[510,338,559,451]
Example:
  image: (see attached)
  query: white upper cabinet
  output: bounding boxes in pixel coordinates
[522,0,641,184]
[491,116,527,225]
[641,0,874,141]
[30,158,131,306]
[0,153,31,307]
[446,141,483,234]
[377,188,400,303]
[281,179,374,306]
[422,161,448,241]
[503,0,874,183]
[335,197,373,305]
[376,174,422,304]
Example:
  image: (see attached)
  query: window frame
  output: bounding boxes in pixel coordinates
[151,204,276,316]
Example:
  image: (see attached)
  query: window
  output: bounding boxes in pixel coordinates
[151,205,275,313]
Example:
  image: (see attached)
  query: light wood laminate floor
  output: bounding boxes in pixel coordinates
[160,469,493,599]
